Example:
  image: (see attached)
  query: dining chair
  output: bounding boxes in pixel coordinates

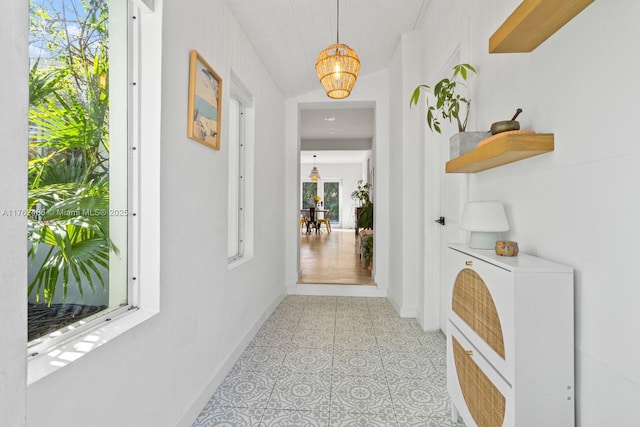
[317,209,331,233]
[305,207,319,234]
[299,214,306,232]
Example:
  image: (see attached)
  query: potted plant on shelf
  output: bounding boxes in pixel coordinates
[409,63,489,158]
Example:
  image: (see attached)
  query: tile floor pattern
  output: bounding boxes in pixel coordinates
[192,296,466,427]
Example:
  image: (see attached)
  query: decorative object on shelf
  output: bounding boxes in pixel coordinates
[315,0,360,99]
[495,240,519,256]
[490,108,523,135]
[309,154,321,182]
[446,132,554,173]
[450,131,491,159]
[187,50,222,150]
[461,201,510,249]
[489,0,595,53]
[409,63,477,134]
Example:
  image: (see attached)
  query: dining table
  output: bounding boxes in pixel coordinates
[300,208,327,234]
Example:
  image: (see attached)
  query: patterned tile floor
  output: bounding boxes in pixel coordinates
[192,295,466,427]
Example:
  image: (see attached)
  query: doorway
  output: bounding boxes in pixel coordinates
[297,104,375,285]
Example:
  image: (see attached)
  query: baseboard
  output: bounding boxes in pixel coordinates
[387,293,418,319]
[287,284,387,297]
[176,290,287,427]
[416,306,425,329]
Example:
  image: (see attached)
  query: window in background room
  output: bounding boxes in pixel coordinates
[228,73,254,264]
[27,0,130,347]
[322,181,340,224]
[301,182,318,208]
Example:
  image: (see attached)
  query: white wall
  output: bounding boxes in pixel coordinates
[0,1,28,425]
[22,1,288,426]
[415,0,640,425]
[388,41,405,313]
[300,162,364,228]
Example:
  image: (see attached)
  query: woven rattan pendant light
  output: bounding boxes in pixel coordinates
[315,0,360,99]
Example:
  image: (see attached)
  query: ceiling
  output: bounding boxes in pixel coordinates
[300,150,369,164]
[228,0,431,99]
[229,0,431,162]
[300,107,374,139]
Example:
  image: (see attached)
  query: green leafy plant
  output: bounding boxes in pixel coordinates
[409,63,477,134]
[361,235,373,268]
[350,179,371,206]
[357,202,373,230]
[351,180,373,229]
[28,0,116,306]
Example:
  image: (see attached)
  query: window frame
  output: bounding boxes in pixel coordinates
[27,0,162,384]
[227,71,255,268]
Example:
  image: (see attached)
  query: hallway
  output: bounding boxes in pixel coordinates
[192,295,465,426]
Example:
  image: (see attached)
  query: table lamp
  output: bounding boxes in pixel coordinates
[461,201,510,249]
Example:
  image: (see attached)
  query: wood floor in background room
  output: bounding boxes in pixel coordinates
[298,228,375,285]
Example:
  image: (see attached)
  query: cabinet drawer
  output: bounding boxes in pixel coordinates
[448,248,514,382]
[448,322,513,427]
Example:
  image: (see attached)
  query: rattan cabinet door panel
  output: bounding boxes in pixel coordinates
[448,247,515,383]
[448,322,513,427]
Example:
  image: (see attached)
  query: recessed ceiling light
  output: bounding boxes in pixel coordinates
[324,116,336,122]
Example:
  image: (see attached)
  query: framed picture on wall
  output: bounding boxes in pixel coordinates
[187,50,222,150]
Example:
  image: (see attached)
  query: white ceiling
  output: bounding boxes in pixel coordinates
[299,107,373,163]
[300,150,369,164]
[229,0,430,162]
[300,107,374,139]
[228,0,431,99]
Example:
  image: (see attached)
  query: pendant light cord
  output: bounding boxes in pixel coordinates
[336,0,340,44]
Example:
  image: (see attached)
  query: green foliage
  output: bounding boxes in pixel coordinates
[357,202,373,230]
[352,180,373,229]
[362,236,373,260]
[28,0,115,306]
[302,182,318,208]
[361,235,373,269]
[409,64,477,134]
[351,179,372,205]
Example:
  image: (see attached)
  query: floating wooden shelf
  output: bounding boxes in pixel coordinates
[445,133,554,173]
[489,0,594,53]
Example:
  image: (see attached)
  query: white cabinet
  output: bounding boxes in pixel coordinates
[446,244,575,427]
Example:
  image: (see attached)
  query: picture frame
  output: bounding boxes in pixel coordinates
[187,50,222,150]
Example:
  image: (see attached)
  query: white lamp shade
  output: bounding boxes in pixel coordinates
[461,201,510,232]
[461,201,510,249]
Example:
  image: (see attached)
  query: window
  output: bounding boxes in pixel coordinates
[228,73,254,264]
[301,182,318,208]
[27,0,130,347]
[301,180,340,225]
[322,181,340,224]
[227,97,245,260]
